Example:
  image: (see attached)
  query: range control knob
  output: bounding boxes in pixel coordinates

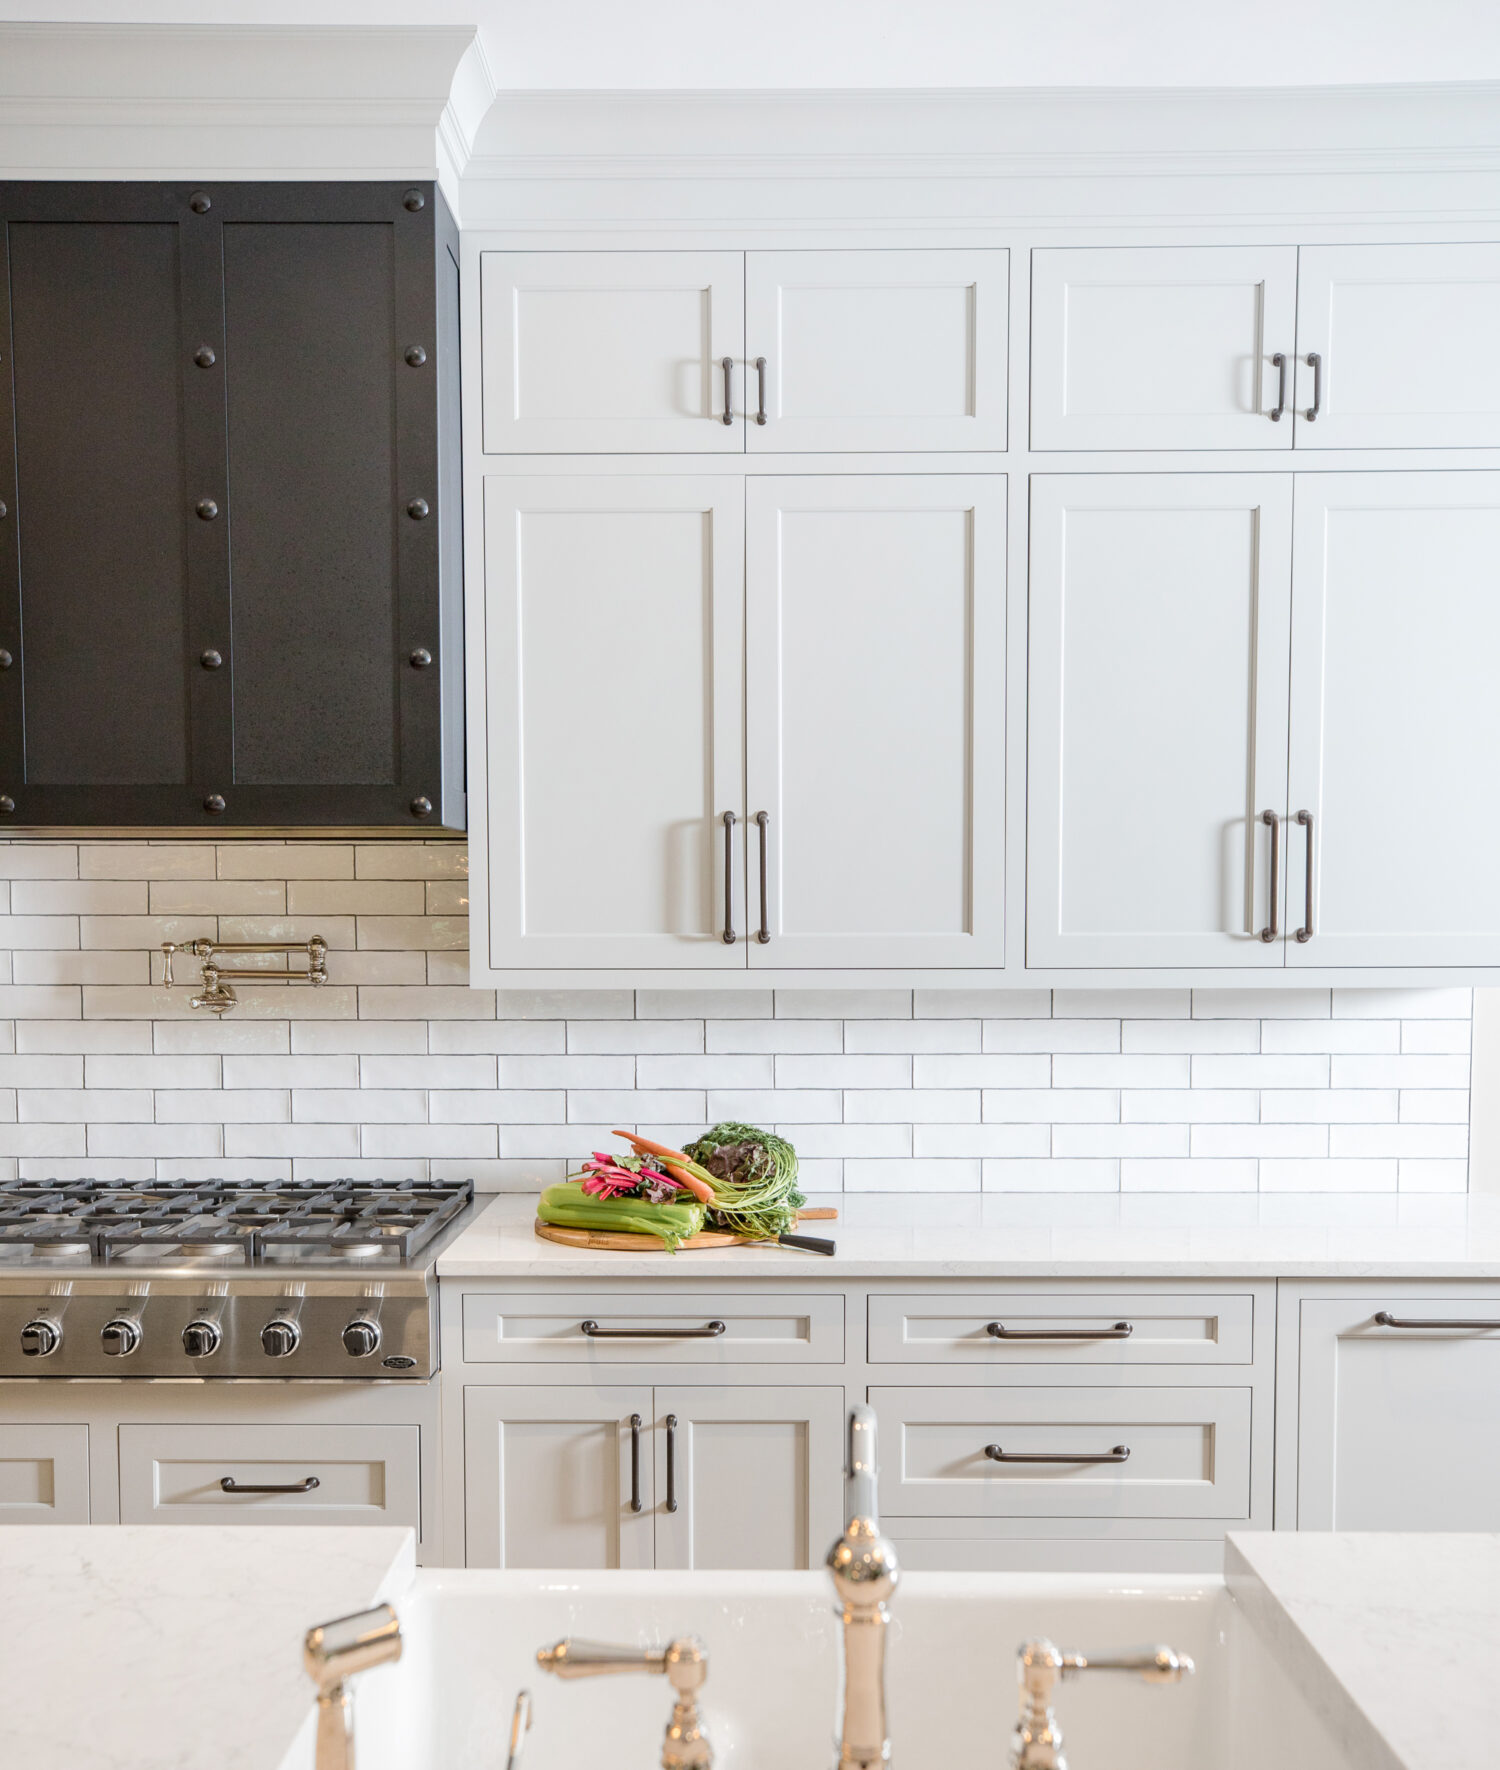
[101,1317,141,1358]
[182,1319,222,1359]
[20,1319,60,1358]
[341,1319,381,1359]
[260,1318,301,1358]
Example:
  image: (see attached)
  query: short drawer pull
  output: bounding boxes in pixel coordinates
[984,1443,1130,1465]
[580,1319,727,1340]
[219,1475,321,1494]
[986,1321,1133,1341]
[1373,1311,1500,1331]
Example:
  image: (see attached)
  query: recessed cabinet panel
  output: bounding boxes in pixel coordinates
[1027,475,1292,968]
[868,1293,1254,1366]
[481,477,745,969]
[1287,473,1500,966]
[462,1291,843,1365]
[745,250,1008,451]
[480,252,745,453]
[746,476,1006,966]
[0,1423,89,1522]
[1030,247,1298,450]
[1295,245,1500,448]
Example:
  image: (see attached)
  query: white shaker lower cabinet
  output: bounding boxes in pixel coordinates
[1277,1287,1500,1530]
[1029,246,1298,450]
[1286,472,1500,967]
[476,476,745,971]
[0,1423,89,1523]
[745,476,1006,966]
[462,1383,843,1570]
[1027,474,1292,967]
[478,251,745,452]
[744,250,1008,452]
[1295,245,1500,449]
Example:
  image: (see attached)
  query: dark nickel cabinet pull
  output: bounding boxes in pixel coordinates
[628,1413,643,1513]
[1269,351,1288,421]
[721,810,737,945]
[754,356,768,425]
[580,1319,726,1339]
[755,810,770,944]
[220,1475,321,1494]
[1260,809,1281,942]
[1305,351,1322,421]
[720,357,734,426]
[984,1444,1130,1465]
[1295,809,1314,943]
[1374,1311,1500,1331]
[986,1320,1133,1340]
[665,1413,679,1513]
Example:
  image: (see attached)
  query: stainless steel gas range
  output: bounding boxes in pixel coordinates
[0,1180,475,1380]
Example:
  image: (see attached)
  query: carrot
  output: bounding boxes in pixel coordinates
[612,1130,720,1203]
[661,1161,715,1204]
[613,1129,696,1168]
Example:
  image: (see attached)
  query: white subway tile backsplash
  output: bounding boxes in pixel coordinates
[0,841,1471,1196]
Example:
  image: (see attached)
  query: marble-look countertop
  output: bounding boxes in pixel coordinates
[437,1189,1500,1278]
[1228,1531,1500,1770]
[0,1526,414,1770]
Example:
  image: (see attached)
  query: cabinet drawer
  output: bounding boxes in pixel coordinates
[868,1292,1252,1366]
[118,1424,420,1531]
[0,1423,89,1523]
[872,1385,1251,1521]
[461,1291,844,1365]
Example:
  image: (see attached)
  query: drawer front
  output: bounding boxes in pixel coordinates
[868,1292,1253,1366]
[118,1424,420,1530]
[872,1385,1251,1521]
[0,1423,89,1523]
[462,1291,844,1366]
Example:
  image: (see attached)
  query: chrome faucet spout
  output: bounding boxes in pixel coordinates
[826,1404,899,1768]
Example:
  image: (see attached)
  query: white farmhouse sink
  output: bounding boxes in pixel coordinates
[350,1568,1355,1770]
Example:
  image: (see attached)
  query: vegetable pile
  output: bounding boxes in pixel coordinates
[536,1123,803,1252]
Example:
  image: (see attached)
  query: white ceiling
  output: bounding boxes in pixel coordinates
[3,0,1500,90]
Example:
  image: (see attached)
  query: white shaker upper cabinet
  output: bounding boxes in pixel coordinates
[479,251,745,452]
[745,476,1007,968]
[478,477,746,972]
[744,250,1008,452]
[1030,247,1298,450]
[1027,475,1293,969]
[1286,472,1500,967]
[1294,245,1500,448]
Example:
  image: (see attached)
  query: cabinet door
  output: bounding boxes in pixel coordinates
[1291,1295,1500,1529]
[744,250,1008,451]
[1027,475,1292,967]
[1295,245,1500,448]
[464,1385,654,1569]
[1030,247,1298,450]
[1287,473,1500,966]
[479,476,746,970]
[480,251,745,453]
[745,476,1006,967]
[0,1423,89,1523]
[652,1386,845,1571]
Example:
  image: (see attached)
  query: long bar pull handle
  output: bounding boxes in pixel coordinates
[581,1319,727,1339]
[720,357,733,426]
[1374,1311,1500,1331]
[755,810,770,944]
[221,1475,321,1494]
[1269,352,1288,422]
[1295,808,1314,942]
[754,356,767,425]
[628,1413,643,1514]
[1260,809,1281,942]
[984,1444,1130,1465]
[987,1321,1133,1340]
[1305,351,1322,422]
[665,1414,679,1513]
[721,810,736,945]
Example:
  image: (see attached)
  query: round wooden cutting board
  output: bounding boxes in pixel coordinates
[534,1207,836,1253]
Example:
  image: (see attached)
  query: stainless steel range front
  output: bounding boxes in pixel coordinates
[0,1180,475,1379]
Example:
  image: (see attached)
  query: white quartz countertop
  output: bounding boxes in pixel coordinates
[437,1189,1500,1278]
[1228,1531,1500,1770]
[0,1526,414,1770]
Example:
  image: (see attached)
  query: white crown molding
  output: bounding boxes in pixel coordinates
[0,23,478,181]
[438,36,502,221]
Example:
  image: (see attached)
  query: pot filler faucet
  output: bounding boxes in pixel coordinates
[826,1402,900,1768]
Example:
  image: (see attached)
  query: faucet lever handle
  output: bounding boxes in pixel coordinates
[1062,1644,1194,1684]
[536,1638,668,1678]
[538,1636,711,1769]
